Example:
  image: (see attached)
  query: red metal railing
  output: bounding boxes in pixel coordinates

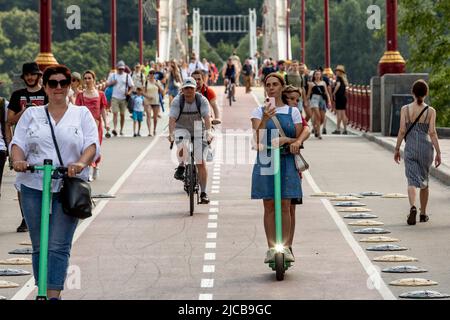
[346,83,370,132]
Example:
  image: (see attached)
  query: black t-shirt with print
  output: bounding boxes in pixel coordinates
[8,88,48,114]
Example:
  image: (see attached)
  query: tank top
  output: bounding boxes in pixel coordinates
[145,80,160,105]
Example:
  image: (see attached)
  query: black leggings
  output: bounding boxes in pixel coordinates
[0,150,6,195]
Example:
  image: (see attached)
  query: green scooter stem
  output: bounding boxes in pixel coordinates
[36,161,53,300]
[273,147,283,246]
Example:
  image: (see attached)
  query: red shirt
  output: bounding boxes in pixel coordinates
[200,85,216,102]
[75,91,107,121]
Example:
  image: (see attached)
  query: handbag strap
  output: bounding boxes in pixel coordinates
[45,107,64,167]
[404,105,429,141]
[269,113,287,138]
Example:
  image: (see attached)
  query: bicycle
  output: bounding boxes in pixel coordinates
[227,80,233,107]
[170,137,200,216]
[26,160,68,300]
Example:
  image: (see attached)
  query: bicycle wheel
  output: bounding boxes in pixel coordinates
[188,164,195,216]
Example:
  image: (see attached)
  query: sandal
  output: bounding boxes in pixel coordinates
[407,206,417,225]
[420,214,429,223]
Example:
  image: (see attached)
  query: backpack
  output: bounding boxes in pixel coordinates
[127,93,135,114]
[176,93,202,122]
[0,98,8,154]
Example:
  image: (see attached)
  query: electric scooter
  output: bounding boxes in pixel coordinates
[26,159,67,300]
[267,146,292,281]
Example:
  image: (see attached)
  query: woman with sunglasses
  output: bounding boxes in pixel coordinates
[281,85,311,255]
[9,65,99,300]
[75,70,110,180]
[144,70,163,136]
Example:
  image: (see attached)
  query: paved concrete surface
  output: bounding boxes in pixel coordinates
[1,87,449,300]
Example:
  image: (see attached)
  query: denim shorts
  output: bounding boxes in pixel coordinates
[20,184,79,291]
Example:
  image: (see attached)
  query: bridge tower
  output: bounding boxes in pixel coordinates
[145,0,189,62]
[262,0,291,61]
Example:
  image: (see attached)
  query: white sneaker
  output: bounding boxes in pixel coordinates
[88,167,94,182]
[92,168,99,180]
[283,248,295,262]
[264,248,277,264]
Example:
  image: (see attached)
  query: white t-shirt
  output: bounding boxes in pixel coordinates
[132,72,145,89]
[181,68,189,81]
[107,72,135,101]
[251,105,302,124]
[0,100,9,151]
[133,96,145,112]
[10,104,100,192]
[188,60,206,76]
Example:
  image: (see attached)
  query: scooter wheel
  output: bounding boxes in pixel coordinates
[275,253,285,281]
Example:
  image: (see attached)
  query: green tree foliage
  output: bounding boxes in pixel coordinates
[399,0,450,126]
[53,32,111,80]
[289,0,388,84]
[0,2,158,97]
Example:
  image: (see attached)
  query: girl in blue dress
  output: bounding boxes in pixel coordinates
[251,73,305,264]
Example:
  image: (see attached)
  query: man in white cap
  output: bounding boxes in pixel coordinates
[106,60,134,136]
[168,77,213,204]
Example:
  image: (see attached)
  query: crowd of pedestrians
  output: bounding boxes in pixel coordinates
[2,47,442,299]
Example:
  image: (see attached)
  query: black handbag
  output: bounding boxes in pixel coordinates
[45,108,93,219]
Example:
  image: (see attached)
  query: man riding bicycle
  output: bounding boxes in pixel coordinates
[168,77,213,204]
[222,58,236,102]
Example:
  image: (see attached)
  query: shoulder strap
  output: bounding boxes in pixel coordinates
[404,106,429,141]
[269,111,287,138]
[45,107,64,166]
[176,94,185,122]
[195,93,202,114]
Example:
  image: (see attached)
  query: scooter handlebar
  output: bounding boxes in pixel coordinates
[25,165,68,173]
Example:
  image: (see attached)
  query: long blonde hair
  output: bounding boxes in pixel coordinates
[341,73,349,87]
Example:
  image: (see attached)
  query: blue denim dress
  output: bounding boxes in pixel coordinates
[251,107,302,199]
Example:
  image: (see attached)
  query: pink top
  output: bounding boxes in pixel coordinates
[75,91,107,121]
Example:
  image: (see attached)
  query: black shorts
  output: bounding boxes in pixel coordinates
[225,76,236,84]
[335,96,347,110]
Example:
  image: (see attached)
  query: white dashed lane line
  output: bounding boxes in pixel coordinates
[199,163,221,300]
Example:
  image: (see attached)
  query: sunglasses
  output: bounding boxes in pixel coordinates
[47,79,71,89]
[149,72,155,75]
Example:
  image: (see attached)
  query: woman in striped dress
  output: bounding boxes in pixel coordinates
[394,80,441,225]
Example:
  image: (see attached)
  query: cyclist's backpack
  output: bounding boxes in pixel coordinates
[177,93,202,121]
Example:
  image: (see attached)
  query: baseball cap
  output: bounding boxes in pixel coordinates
[116,60,126,69]
[182,77,197,89]
[71,72,82,81]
